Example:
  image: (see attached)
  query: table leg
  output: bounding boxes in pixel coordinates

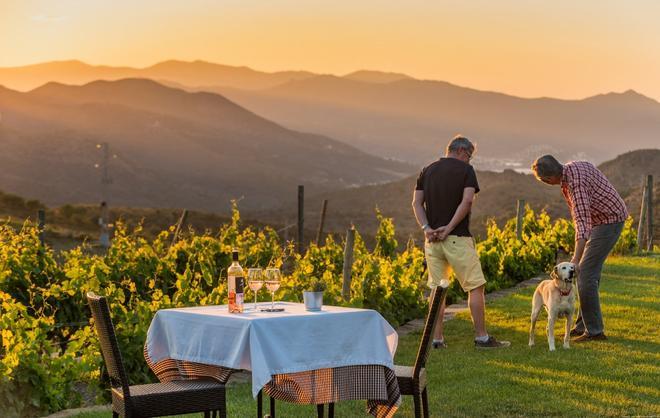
[270,395,276,418]
[316,404,324,418]
[257,390,263,418]
[328,402,335,418]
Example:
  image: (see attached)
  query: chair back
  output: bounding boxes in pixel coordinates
[412,284,448,380]
[86,292,132,401]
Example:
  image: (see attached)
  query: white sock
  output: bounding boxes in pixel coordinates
[433,338,444,344]
[475,335,490,343]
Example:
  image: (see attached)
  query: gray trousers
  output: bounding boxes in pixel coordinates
[574,222,624,335]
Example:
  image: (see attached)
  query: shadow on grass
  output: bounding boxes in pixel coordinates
[411,314,660,417]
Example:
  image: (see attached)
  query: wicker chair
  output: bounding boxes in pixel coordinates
[394,284,448,418]
[86,292,227,418]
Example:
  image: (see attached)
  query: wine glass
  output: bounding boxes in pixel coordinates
[247,268,264,311]
[264,268,281,311]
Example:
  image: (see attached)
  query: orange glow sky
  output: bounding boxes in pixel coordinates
[1,0,659,100]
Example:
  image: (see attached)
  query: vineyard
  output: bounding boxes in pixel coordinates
[0,206,637,416]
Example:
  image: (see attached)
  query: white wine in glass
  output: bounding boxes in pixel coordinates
[264,268,281,311]
[247,268,264,311]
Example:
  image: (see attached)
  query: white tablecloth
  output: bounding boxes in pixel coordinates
[146,302,398,397]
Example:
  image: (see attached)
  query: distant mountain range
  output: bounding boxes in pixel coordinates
[0,60,316,91]
[0,60,412,92]
[2,60,659,168]
[0,79,410,211]
[217,78,660,167]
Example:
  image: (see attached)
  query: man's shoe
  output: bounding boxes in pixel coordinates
[573,333,608,343]
[432,341,447,349]
[474,336,511,349]
[569,328,584,337]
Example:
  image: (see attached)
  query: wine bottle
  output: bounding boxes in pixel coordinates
[227,249,244,313]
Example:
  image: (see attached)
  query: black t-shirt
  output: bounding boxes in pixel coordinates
[415,158,480,237]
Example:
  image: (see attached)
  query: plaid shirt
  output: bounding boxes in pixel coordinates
[561,161,628,240]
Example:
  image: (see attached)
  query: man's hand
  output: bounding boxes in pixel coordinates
[424,227,438,242]
[424,226,447,242]
[570,256,581,276]
[571,238,586,276]
[434,226,449,242]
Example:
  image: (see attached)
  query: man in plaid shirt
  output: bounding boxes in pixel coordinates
[532,155,628,342]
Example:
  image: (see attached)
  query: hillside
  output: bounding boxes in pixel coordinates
[3,150,656,250]
[0,79,411,212]
[598,149,660,193]
[218,77,660,167]
[256,169,569,242]
[599,149,660,243]
[256,150,660,243]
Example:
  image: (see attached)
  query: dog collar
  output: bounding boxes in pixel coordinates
[554,282,572,296]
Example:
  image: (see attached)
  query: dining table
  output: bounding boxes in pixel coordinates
[144,302,401,417]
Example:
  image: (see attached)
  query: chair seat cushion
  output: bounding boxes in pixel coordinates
[394,365,427,395]
[112,379,226,417]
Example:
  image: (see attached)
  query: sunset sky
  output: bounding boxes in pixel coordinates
[1,0,659,100]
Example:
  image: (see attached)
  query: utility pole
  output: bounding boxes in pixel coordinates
[297,185,304,254]
[96,143,115,249]
[97,142,113,204]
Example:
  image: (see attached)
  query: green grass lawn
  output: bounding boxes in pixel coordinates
[72,255,660,417]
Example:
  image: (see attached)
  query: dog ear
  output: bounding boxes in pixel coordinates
[551,266,559,280]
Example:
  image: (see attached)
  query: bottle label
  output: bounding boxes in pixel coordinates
[236,276,244,294]
[236,276,244,308]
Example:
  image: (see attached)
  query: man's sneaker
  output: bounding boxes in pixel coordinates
[474,336,511,349]
[432,340,447,349]
[573,333,607,343]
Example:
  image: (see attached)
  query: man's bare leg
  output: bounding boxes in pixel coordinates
[469,285,488,338]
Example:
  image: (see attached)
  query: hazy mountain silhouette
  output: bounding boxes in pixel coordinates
[0,60,660,169]
[342,70,412,83]
[0,60,317,91]
[256,149,659,241]
[3,59,660,169]
[0,79,411,211]
[217,77,660,167]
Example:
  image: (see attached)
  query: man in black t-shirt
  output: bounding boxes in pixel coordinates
[412,135,510,349]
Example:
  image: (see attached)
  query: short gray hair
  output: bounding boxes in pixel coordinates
[446,135,475,155]
[532,155,563,178]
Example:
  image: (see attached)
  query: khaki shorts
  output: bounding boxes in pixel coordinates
[425,235,487,291]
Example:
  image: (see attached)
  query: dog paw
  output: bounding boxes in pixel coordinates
[549,347,556,351]
[563,344,570,349]
[528,342,535,347]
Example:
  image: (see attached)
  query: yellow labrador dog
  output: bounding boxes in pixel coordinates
[529,262,577,351]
